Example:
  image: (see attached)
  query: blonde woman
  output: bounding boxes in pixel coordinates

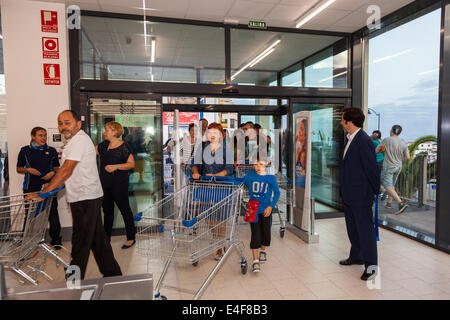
[96,122,136,249]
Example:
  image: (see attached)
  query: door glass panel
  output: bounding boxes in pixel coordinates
[293,103,344,215]
[90,98,162,231]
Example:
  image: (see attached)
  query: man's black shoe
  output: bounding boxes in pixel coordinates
[361,270,376,281]
[339,258,365,266]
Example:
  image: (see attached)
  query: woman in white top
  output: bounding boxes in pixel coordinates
[180,123,201,164]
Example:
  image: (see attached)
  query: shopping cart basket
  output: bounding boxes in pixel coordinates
[235,164,292,238]
[164,163,193,194]
[0,186,68,285]
[135,176,247,300]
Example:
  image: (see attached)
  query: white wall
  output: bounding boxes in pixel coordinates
[1,0,72,227]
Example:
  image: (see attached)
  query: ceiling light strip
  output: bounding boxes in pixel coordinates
[318,70,347,83]
[151,38,156,63]
[231,39,281,80]
[296,0,336,29]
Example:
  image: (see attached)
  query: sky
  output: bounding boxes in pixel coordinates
[367,9,441,143]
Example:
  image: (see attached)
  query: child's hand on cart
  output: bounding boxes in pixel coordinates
[192,172,200,179]
[263,206,273,217]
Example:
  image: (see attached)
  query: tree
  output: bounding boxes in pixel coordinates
[407,135,437,156]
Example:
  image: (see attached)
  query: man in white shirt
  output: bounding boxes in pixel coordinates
[39,110,122,280]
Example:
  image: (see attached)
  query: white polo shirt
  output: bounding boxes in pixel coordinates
[61,129,103,203]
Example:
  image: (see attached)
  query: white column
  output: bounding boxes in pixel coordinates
[1,0,71,227]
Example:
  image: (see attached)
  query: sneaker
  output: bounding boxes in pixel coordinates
[252,261,261,273]
[395,202,408,215]
[385,202,392,209]
[380,193,387,201]
[259,251,267,263]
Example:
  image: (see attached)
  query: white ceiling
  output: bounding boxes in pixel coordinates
[38,0,415,33]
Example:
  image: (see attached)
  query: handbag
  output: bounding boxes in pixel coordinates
[244,176,269,223]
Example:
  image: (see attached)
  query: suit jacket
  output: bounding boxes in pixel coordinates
[340,129,380,207]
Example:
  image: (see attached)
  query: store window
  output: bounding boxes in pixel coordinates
[367,8,441,244]
[304,39,347,88]
[80,16,225,83]
[281,62,302,87]
[231,29,347,87]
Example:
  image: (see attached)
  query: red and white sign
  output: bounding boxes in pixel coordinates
[163,112,199,125]
[43,63,61,85]
[42,37,59,59]
[41,10,58,33]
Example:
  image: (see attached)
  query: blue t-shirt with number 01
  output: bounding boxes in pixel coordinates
[242,171,280,214]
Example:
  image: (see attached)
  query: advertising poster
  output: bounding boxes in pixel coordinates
[293,111,312,232]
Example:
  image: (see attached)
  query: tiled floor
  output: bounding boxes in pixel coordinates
[5,218,450,300]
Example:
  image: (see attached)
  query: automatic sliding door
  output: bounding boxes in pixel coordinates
[292,101,345,216]
[89,97,162,233]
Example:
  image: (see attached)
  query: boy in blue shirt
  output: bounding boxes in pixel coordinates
[242,160,280,273]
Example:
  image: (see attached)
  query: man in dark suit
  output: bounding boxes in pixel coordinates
[339,107,380,281]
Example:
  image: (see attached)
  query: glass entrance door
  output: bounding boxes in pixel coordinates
[291,99,347,216]
[89,96,162,233]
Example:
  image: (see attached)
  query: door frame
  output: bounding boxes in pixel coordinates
[84,91,165,201]
[290,97,351,219]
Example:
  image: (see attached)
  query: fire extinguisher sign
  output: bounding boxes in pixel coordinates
[42,37,59,59]
[41,10,58,33]
[43,64,61,85]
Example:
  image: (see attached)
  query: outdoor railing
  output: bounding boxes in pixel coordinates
[395,154,436,207]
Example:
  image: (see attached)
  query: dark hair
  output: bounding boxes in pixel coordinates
[239,123,245,128]
[31,126,46,136]
[244,122,256,129]
[343,107,365,128]
[188,123,195,131]
[60,109,80,122]
[254,123,262,130]
[392,125,402,135]
[372,130,382,139]
[200,118,208,123]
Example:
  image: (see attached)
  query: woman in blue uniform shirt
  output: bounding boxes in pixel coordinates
[16,127,62,247]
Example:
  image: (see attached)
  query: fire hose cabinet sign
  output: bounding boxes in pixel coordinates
[41,10,58,33]
[43,63,61,85]
[42,37,59,59]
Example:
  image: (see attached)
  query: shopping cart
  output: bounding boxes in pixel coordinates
[0,186,69,285]
[134,176,246,300]
[235,164,292,238]
[163,162,193,194]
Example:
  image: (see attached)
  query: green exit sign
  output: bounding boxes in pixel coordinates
[248,20,267,29]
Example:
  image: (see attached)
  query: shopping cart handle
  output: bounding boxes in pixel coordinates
[38,186,65,199]
[193,176,243,182]
[134,212,143,222]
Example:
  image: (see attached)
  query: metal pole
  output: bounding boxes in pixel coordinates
[418,154,427,208]
[310,197,315,236]
[174,109,181,193]
[0,264,7,300]
[377,114,380,131]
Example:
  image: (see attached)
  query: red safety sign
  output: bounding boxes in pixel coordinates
[42,37,59,59]
[41,10,58,33]
[43,63,61,85]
